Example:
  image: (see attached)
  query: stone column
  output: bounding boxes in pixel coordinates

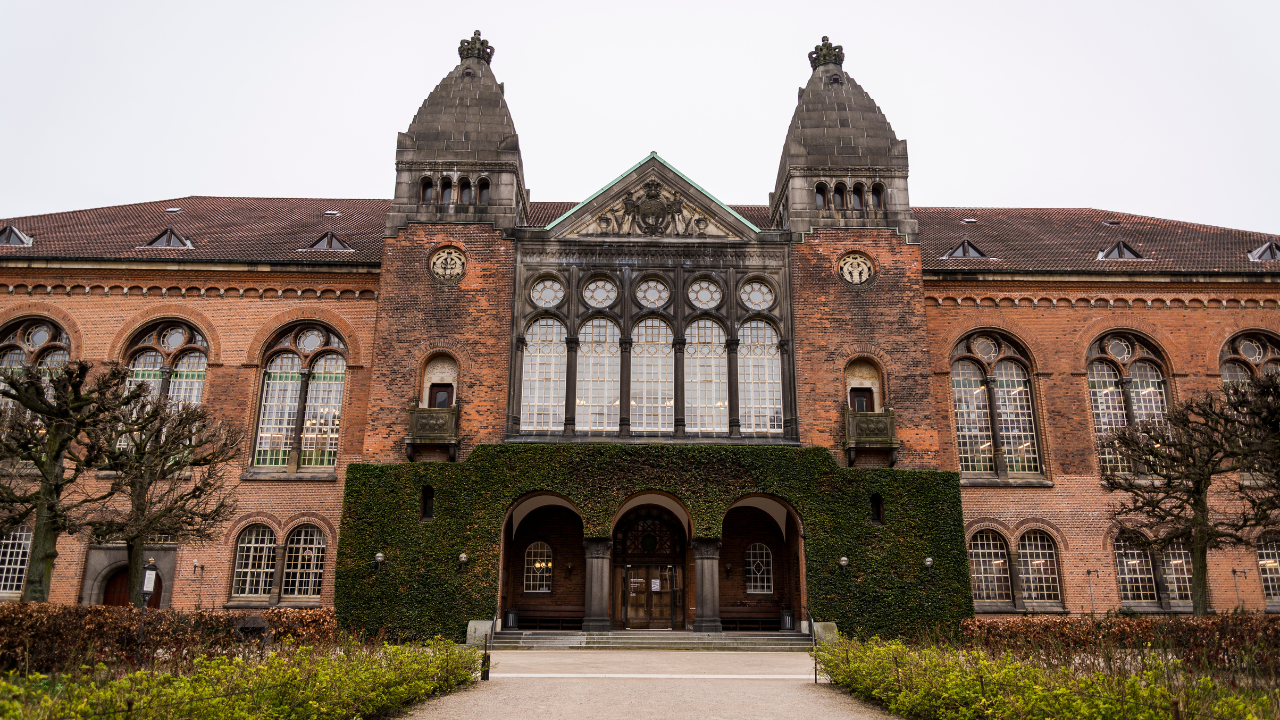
[509,336,526,434]
[673,337,687,438]
[779,338,798,440]
[269,545,286,606]
[692,539,723,633]
[618,337,632,437]
[563,336,579,437]
[582,538,612,631]
[983,374,1009,478]
[726,338,741,437]
[1119,376,1137,424]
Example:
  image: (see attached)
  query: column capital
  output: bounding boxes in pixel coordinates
[619,337,633,351]
[583,538,612,559]
[725,338,740,353]
[566,336,580,351]
[692,538,723,559]
[673,337,686,352]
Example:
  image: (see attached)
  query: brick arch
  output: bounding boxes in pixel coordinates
[1012,517,1070,552]
[107,304,223,364]
[243,307,365,368]
[281,511,337,540]
[223,512,283,544]
[1072,317,1179,376]
[409,341,472,401]
[0,302,83,358]
[834,343,896,406]
[964,517,1015,542]
[1199,318,1280,375]
[935,321,1047,375]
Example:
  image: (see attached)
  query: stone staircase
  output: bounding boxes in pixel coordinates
[487,630,814,652]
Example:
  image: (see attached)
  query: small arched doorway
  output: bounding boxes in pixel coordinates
[612,505,687,629]
[502,494,586,630]
[102,567,163,608]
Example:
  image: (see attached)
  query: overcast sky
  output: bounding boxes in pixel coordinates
[2,0,1277,234]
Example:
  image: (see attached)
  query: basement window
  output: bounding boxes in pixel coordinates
[1099,241,1142,260]
[0,225,33,247]
[140,227,192,249]
[302,231,353,252]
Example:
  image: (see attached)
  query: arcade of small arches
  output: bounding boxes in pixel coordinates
[493,492,805,632]
[418,174,491,206]
[814,181,885,212]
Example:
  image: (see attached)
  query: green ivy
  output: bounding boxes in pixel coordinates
[335,444,974,641]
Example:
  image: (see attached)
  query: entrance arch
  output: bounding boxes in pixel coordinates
[102,567,163,608]
[502,493,585,630]
[611,503,688,629]
[720,495,805,631]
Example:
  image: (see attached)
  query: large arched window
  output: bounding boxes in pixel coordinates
[0,526,32,598]
[281,525,326,598]
[1258,532,1280,603]
[1114,534,1158,603]
[745,543,773,594]
[125,321,209,404]
[0,318,71,406]
[1086,333,1169,473]
[1220,332,1280,384]
[968,529,1012,602]
[575,318,620,432]
[1160,541,1193,602]
[1016,530,1061,603]
[520,318,567,432]
[232,525,276,597]
[253,325,348,468]
[524,541,552,592]
[738,320,782,435]
[685,319,728,434]
[949,333,1041,476]
[630,318,674,433]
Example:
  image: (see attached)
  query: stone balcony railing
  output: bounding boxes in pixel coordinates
[405,405,459,461]
[844,409,900,466]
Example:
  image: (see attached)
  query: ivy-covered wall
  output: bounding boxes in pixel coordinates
[335,444,973,640]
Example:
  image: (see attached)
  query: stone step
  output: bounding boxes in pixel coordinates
[485,631,815,651]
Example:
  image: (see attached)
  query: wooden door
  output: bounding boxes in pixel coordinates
[102,568,163,608]
[849,388,873,413]
[623,565,680,629]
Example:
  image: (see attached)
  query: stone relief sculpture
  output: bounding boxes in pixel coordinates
[567,179,731,239]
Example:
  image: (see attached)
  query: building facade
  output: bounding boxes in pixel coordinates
[1,32,1278,624]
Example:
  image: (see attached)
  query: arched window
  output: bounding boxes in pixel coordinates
[993,361,1039,472]
[949,332,1040,476]
[0,526,32,597]
[849,183,865,210]
[1160,541,1193,602]
[520,319,567,432]
[253,325,348,468]
[846,359,880,413]
[951,360,994,473]
[685,319,728,434]
[871,184,885,211]
[458,177,472,205]
[745,543,773,593]
[0,318,70,382]
[1222,361,1252,385]
[420,177,434,204]
[1258,532,1280,603]
[232,525,276,596]
[1114,535,1157,602]
[281,525,326,597]
[576,318,620,432]
[524,541,552,592]
[738,320,782,435]
[440,177,453,204]
[422,355,458,409]
[630,318,674,433]
[1086,333,1169,473]
[477,178,490,205]
[815,183,828,210]
[1221,333,1280,384]
[1016,530,1061,602]
[832,183,846,210]
[968,529,1012,602]
[125,321,209,404]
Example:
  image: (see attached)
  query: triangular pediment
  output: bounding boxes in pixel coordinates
[546,153,760,240]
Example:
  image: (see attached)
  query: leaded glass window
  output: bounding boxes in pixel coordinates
[582,279,618,308]
[1161,541,1193,602]
[1222,361,1252,385]
[1088,362,1129,473]
[531,278,564,308]
[687,280,722,309]
[281,525,326,597]
[1017,530,1061,602]
[993,360,1039,473]
[1130,361,1167,422]
[635,279,670,308]
[127,351,165,399]
[37,349,68,376]
[745,543,773,594]
[738,320,782,435]
[300,354,346,467]
[524,541,552,592]
[0,348,22,408]
[232,525,276,596]
[168,352,207,406]
[685,319,727,433]
[630,319,674,433]
[255,353,302,466]
[968,529,1012,602]
[739,282,774,310]
[951,360,994,473]
[0,527,32,595]
[521,319,567,432]
[1258,534,1280,602]
[1114,536,1158,602]
[576,319,620,432]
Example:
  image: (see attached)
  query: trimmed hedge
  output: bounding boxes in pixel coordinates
[336,444,972,641]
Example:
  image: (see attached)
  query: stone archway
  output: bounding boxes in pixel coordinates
[720,495,805,631]
[501,494,586,630]
[610,504,688,629]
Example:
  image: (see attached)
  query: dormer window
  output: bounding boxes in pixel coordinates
[440,177,453,204]
[849,184,864,210]
[832,183,846,210]
[140,227,192,249]
[459,178,472,205]
[815,183,828,210]
[0,225,32,247]
[303,231,353,252]
[420,177,434,204]
[943,239,989,259]
[1249,241,1280,261]
[871,184,885,211]
[478,177,490,205]
[1099,241,1141,260]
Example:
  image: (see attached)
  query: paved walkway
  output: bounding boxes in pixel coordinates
[406,651,890,720]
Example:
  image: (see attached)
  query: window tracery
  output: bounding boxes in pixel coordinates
[745,543,773,594]
[687,280,722,310]
[738,320,782,435]
[1085,332,1168,473]
[1220,332,1280,383]
[635,279,670,309]
[575,318,620,432]
[630,319,673,433]
[739,281,774,311]
[125,321,209,405]
[1016,530,1061,603]
[232,525,275,596]
[524,541,552,592]
[582,279,618,309]
[949,332,1040,475]
[1114,535,1158,603]
[253,324,348,468]
[531,278,564,308]
[968,529,1011,602]
[281,525,326,597]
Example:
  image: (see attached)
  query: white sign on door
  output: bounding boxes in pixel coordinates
[650,579,660,592]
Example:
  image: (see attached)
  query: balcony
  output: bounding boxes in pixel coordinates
[844,409,900,466]
[405,405,459,461]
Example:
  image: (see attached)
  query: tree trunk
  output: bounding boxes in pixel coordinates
[127,536,147,608]
[1191,534,1210,616]
[20,498,58,602]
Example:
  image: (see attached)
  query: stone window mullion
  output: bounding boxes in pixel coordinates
[673,337,686,438]
[286,368,312,473]
[983,374,1009,478]
[726,337,741,438]
[510,336,526,433]
[618,337,632,437]
[562,336,579,437]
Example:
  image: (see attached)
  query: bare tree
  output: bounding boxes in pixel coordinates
[1222,372,1280,529]
[87,399,243,607]
[1101,387,1270,615]
[0,361,140,602]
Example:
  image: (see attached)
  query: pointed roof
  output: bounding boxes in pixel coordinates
[1099,240,1142,260]
[302,231,353,252]
[544,153,760,237]
[140,227,192,249]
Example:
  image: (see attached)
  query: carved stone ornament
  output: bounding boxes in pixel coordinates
[838,253,874,285]
[563,178,733,239]
[809,36,844,69]
[458,30,494,64]
[430,247,467,281]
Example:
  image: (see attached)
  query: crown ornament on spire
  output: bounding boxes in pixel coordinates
[808,36,844,69]
[458,30,494,64]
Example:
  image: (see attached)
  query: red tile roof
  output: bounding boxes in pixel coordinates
[4,198,1277,275]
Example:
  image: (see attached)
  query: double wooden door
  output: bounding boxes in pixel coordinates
[620,564,683,629]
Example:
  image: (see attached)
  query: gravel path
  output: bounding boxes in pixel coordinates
[404,651,890,720]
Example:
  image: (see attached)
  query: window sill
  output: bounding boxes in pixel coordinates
[1119,603,1170,614]
[960,474,1053,488]
[505,435,801,446]
[276,600,323,609]
[974,602,1018,614]
[1022,602,1069,614]
[240,470,337,482]
[223,599,272,609]
[1267,604,1280,614]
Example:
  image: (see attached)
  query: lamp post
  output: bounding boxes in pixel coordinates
[1085,569,1099,615]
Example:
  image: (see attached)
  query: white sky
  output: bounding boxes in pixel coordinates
[2,0,1277,234]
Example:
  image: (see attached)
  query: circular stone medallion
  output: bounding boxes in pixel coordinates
[838,253,874,285]
[430,247,467,281]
